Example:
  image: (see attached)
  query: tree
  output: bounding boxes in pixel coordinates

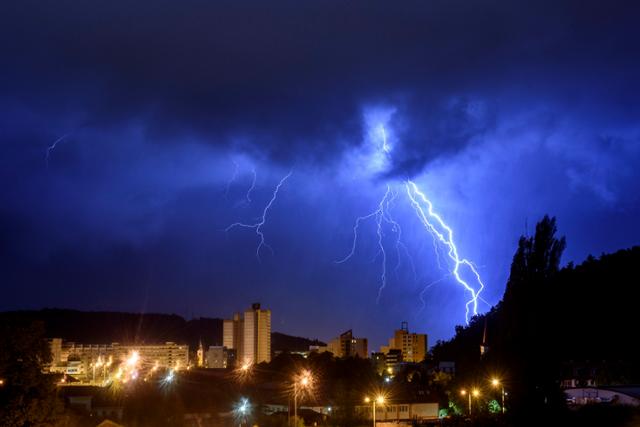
[0,321,61,426]
[498,216,566,416]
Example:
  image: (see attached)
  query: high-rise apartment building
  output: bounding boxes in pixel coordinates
[223,312,244,362]
[380,322,427,363]
[327,330,368,358]
[243,303,271,364]
[223,303,271,365]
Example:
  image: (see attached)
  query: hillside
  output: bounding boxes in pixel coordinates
[431,216,640,417]
[0,309,324,353]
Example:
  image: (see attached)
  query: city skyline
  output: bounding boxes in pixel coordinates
[2,0,640,348]
[1,1,639,426]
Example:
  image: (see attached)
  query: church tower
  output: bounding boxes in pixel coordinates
[197,339,204,368]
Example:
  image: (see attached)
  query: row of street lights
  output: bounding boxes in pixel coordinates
[364,394,385,427]
[459,377,506,415]
[235,363,315,427]
[235,363,505,423]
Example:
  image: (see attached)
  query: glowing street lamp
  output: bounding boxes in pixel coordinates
[491,378,506,414]
[234,360,254,382]
[235,397,251,426]
[293,370,313,426]
[460,388,480,415]
[364,394,385,426]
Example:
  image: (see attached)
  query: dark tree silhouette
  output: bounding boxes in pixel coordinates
[0,321,61,426]
[432,215,640,425]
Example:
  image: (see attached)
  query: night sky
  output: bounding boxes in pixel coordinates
[1,0,639,349]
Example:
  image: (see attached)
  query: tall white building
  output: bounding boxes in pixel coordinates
[224,303,271,365]
[244,303,271,364]
[223,313,244,360]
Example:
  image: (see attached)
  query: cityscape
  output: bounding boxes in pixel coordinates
[2,0,640,426]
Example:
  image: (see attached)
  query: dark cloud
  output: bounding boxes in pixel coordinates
[2,0,639,170]
[1,0,640,344]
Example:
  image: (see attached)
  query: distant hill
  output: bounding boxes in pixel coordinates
[272,332,326,352]
[0,309,324,353]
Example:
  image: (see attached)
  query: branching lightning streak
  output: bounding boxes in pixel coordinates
[338,185,416,301]
[431,232,444,271]
[336,186,391,301]
[406,180,484,323]
[374,192,387,302]
[417,274,450,314]
[45,134,70,168]
[383,190,416,281]
[246,168,256,203]
[226,171,292,262]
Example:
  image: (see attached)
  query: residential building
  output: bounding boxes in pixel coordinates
[327,330,368,358]
[206,346,230,369]
[243,303,271,364]
[47,339,189,383]
[223,303,271,365]
[380,322,427,363]
[223,313,244,362]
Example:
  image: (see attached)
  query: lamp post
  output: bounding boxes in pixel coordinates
[364,395,385,426]
[293,371,312,426]
[491,378,505,414]
[235,397,250,427]
[460,388,480,416]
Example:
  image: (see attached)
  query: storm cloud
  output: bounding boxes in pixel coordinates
[1,0,639,345]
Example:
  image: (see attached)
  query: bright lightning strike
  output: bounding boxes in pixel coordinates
[379,125,391,153]
[226,171,292,261]
[336,119,485,321]
[405,180,484,323]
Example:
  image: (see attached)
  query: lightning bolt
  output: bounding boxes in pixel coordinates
[379,125,391,153]
[246,168,257,203]
[405,180,484,323]
[226,171,292,261]
[336,120,486,321]
[382,189,416,281]
[338,185,416,301]
[45,134,70,168]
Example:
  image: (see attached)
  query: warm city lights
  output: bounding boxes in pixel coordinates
[1,2,638,426]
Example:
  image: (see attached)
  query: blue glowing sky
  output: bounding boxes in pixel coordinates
[1,0,639,348]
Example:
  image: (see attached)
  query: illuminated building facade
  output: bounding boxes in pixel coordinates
[380,322,427,363]
[47,339,189,383]
[223,303,271,365]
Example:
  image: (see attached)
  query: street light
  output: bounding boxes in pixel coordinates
[293,370,313,426]
[460,388,480,415]
[364,394,385,426]
[491,378,505,414]
[235,397,251,427]
[234,360,254,382]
